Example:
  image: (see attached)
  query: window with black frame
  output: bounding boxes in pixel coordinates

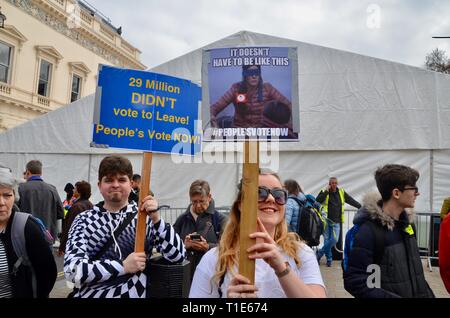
[38,59,52,97]
[71,74,81,102]
[0,42,12,83]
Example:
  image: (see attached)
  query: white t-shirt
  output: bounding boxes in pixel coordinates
[189,243,325,298]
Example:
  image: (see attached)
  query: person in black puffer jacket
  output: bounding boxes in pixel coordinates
[344,164,435,298]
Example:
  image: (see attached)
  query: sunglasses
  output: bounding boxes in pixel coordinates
[258,186,288,205]
[243,69,261,77]
[401,186,419,194]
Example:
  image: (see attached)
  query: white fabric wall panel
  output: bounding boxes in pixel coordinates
[150,153,239,208]
[0,149,441,213]
[277,150,431,213]
[436,74,450,148]
[0,153,90,202]
[432,150,450,212]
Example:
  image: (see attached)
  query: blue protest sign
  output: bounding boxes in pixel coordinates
[92,65,202,155]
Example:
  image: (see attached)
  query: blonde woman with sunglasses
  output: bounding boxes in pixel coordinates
[189,170,326,298]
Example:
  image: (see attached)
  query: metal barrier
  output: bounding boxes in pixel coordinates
[159,208,185,225]
[159,207,439,271]
[342,209,439,271]
[159,206,231,225]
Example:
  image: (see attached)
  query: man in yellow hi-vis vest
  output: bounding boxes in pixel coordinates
[316,177,361,266]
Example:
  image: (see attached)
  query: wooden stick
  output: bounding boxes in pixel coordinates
[238,140,259,284]
[134,152,153,252]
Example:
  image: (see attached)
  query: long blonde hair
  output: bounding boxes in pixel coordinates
[213,171,302,285]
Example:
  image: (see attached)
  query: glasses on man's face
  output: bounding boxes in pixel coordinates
[401,186,419,194]
[258,186,288,205]
[191,199,208,206]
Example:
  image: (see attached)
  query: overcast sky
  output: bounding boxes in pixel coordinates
[84,0,450,69]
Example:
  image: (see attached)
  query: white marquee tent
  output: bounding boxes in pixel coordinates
[1,31,449,213]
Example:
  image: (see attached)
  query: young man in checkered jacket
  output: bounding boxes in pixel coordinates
[64,156,185,298]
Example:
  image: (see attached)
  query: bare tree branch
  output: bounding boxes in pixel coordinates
[425,48,450,74]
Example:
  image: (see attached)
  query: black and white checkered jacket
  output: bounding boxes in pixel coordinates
[64,202,185,298]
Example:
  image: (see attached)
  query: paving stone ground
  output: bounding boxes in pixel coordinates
[50,260,449,298]
[319,259,449,298]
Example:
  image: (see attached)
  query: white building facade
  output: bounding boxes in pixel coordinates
[0,0,145,131]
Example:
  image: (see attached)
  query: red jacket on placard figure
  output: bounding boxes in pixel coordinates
[210,65,292,128]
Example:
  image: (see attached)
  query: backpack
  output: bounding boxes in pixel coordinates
[11,212,54,298]
[201,211,223,239]
[342,220,385,272]
[290,196,325,247]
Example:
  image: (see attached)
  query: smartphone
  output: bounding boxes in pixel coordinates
[190,234,201,241]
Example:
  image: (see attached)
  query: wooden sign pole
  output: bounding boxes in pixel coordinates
[134,151,153,252]
[238,140,259,284]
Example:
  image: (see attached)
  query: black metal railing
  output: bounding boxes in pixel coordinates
[342,210,438,249]
[159,207,439,269]
[341,209,440,270]
[158,206,231,225]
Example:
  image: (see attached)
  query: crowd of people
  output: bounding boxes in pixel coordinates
[0,158,448,298]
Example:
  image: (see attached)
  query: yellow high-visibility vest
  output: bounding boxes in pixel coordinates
[322,188,346,223]
[441,197,450,220]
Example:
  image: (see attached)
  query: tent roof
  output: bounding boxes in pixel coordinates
[0,95,139,154]
[1,30,450,153]
[152,30,450,151]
